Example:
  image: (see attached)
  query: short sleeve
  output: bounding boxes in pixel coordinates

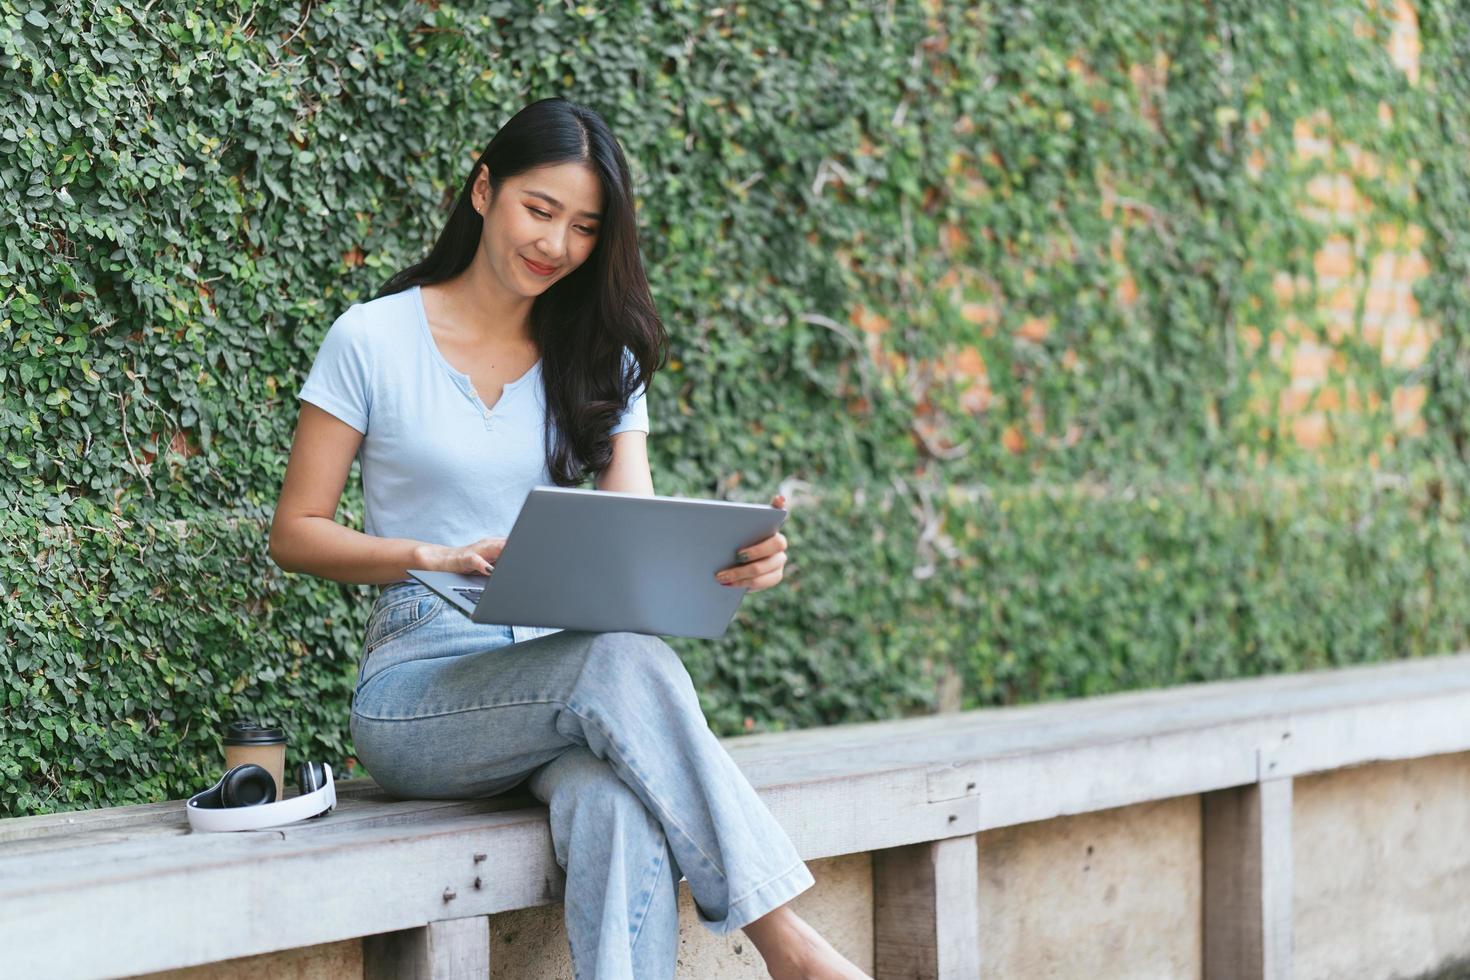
[297,305,371,434]
[609,346,650,436]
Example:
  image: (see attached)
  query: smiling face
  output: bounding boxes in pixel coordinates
[472,161,604,296]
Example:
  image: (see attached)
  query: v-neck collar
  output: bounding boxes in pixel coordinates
[412,284,541,413]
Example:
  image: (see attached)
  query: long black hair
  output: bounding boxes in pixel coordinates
[374,98,668,486]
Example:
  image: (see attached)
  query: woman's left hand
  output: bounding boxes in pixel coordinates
[715,494,789,593]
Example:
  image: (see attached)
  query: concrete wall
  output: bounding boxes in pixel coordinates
[129,752,1470,980]
[1294,753,1470,980]
[977,795,1203,978]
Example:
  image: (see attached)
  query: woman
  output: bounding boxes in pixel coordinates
[268,98,869,979]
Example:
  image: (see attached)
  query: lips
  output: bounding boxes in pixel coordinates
[522,256,558,276]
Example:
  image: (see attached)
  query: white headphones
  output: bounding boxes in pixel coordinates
[186,761,337,833]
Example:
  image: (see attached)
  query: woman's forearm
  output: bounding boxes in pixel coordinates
[268,515,428,585]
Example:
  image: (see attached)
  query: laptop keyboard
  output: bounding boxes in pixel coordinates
[453,586,484,603]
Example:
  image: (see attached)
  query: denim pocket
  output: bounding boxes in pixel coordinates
[363,591,442,654]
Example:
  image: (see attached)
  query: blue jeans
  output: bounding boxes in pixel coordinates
[348,582,815,979]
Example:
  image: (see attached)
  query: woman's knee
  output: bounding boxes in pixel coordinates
[586,632,692,691]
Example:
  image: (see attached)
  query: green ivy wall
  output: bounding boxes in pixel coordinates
[3,0,1468,816]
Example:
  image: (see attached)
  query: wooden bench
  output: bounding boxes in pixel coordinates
[4,652,1469,980]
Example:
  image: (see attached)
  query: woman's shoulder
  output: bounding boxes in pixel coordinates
[328,287,420,349]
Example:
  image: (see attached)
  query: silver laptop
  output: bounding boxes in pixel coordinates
[406,486,788,639]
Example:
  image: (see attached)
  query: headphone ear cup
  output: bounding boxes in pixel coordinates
[297,761,334,817]
[296,761,325,795]
[219,763,277,807]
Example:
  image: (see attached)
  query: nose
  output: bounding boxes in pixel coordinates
[536,226,569,263]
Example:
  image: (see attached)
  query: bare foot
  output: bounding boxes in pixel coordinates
[744,905,871,980]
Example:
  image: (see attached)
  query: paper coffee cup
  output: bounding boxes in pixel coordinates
[221,721,287,802]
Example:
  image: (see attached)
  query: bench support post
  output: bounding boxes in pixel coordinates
[1203,778,1293,980]
[872,833,981,980]
[363,914,490,980]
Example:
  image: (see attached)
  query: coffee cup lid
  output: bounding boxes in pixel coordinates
[221,720,287,746]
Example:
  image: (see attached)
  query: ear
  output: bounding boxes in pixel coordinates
[473,163,491,211]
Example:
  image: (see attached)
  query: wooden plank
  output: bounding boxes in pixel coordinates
[3,809,559,980]
[727,653,1470,788]
[872,835,981,980]
[0,792,542,873]
[762,768,981,861]
[0,777,392,843]
[1203,778,1293,980]
[363,915,491,980]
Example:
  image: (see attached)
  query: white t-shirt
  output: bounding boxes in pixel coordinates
[297,284,648,592]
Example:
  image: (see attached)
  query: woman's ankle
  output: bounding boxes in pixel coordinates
[742,905,815,977]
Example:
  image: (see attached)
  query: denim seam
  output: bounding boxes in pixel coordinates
[364,597,442,655]
[352,694,570,722]
[724,856,807,912]
[627,840,668,954]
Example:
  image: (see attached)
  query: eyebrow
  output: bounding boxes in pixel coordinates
[523,190,602,221]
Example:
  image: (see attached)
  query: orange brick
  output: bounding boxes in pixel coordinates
[1280,388,1313,414]
[952,345,987,378]
[1117,274,1138,305]
[1328,284,1359,313]
[1345,145,1382,180]
[1292,343,1333,385]
[1314,239,1354,279]
[1392,384,1427,427]
[1398,250,1430,278]
[1002,424,1026,454]
[960,381,992,414]
[1293,413,1331,449]
[1366,285,1396,316]
[1311,173,1346,208]
[1400,336,1432,370]
[1018,316,1050,342]
[853,304,891,335]
[961,302,997,326]
[1370,251,1398,283]
[1391,34,1421,81]
[1273,271,1297,303]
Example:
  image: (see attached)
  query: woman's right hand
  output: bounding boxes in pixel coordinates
[413,537,506,576]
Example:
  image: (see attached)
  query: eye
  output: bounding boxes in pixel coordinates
[576,225,598,236]
[527,206,551,219]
